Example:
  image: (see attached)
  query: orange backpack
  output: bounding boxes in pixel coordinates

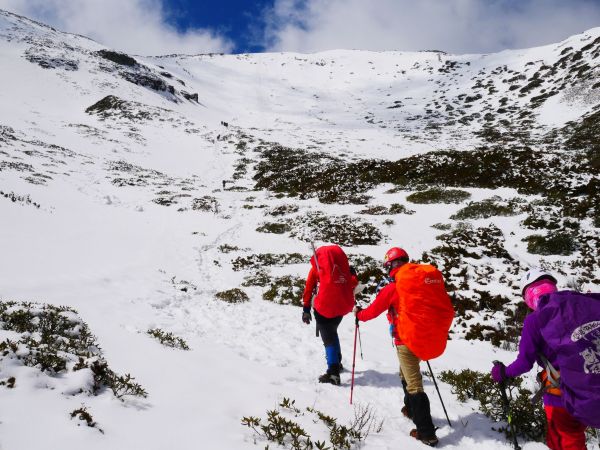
[394,263,454,360]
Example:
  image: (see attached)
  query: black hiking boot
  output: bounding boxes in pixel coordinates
[401,380,413,419]
[401,405,413,419]
[318,364,341,385]
[410,429,439,447]
[318,372,341,385]
[408,392,436,445]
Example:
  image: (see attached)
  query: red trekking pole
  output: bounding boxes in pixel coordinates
[350,318,359,404]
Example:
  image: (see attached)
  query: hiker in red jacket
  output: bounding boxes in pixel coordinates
[302,244,358,385]
[355,247,440,447]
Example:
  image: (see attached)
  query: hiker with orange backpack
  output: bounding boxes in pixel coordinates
[302,244,358,385]
[355,247,454,447]
[491,269,600,450]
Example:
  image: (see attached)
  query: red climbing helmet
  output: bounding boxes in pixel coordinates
[383,247,409,268]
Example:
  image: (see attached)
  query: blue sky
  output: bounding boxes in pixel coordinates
[164,0,273,53]
[2,0,600,55]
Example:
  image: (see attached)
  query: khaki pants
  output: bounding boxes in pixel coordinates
[396,345,424,394]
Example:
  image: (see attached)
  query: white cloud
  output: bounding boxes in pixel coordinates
[1,0,233,55]
[263,0,600,54]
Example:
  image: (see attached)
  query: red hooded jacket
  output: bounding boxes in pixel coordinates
[302,245,357,318]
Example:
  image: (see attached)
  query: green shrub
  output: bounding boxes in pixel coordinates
[290,212,383,246]
[232,253,306,271]
[96,49,137,66]
[215,288,249,303]
[218,244,240,253]
[192,196,219,213]
[256,222,292,234]
[90,360,147,398]
[242,270,272,287]
[524,232,577,255]
[0,301,147,399]
[242,398,382,450]
[267,204,300,216]
[406,188,471,204]
[451,197,523,220]
[357,205,388,215]
[253,145,375,204]
[439,369,545,442]
[147,328,190,350]
[389,203,415,215]
[357,204,415,215]
[70,407,104,434]
[431,223,452,230]
[0,377,16,388]
[263,276,305,306]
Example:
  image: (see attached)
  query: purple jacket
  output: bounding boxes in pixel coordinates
[505,310,562,407]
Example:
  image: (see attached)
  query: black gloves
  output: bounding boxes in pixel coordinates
[302,306,312,324]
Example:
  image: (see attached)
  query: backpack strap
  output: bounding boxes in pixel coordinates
[539,353,561,389]
[531,353,561,403]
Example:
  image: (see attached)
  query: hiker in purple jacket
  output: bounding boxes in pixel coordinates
[491,269,588,450]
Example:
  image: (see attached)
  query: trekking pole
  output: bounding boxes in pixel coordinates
[350,317,359,405]
[357,321,364,360]
[426,361,452,428]
[493,361,521,450]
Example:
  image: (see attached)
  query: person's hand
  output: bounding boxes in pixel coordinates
[491,361,507,384]
[302,307,312,324]
[353,305,363,315]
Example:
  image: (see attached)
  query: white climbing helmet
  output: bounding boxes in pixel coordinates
[519,268,557,295]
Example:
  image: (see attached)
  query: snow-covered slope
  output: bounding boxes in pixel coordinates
[0,9,598,450]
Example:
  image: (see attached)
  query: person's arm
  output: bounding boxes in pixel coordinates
[357,283,394,322]
[504,314,541,378]
[302,267,318,309]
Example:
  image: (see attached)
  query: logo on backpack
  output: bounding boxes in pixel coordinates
[331,264,347,285]
[572,321,600,375]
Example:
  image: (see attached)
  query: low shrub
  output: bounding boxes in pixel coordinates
[263,276,305,306]
[357,203,415,215]
[389,203,415,215]
[232,253,306,271]
[524,232,577,255]
[451,197,523,220]
[0,377,15,388]
[147,328,190,350]
[218,244,240,253]
[406,187,471,204]
[290,212,383,246]
[192,196,219,213]
[267,204,300,216]
[97,49,137,66]
[70,406,104,434]
[242,270,272,287]
[0,301,147,399]
[256,222,292,234]
[439,369,545,442]
[242,398,382,450]
[215,288,249,303]
[357,205,388,215]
